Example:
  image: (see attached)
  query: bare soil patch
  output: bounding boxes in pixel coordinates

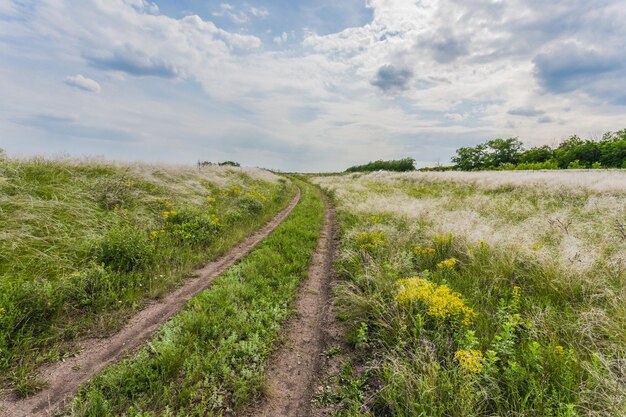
[0,189,301,417]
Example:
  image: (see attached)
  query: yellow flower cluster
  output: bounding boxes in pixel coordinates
[0,307,6,318]
[210,214,220,225]
[205,196,217,204]
[530,243,543,250]
[396,277,474,325]
[413,245,436,256]
[162,210,178,219]
[150,229,166,239]
[436,258,457,269]
[355,231,386,251]
[245,190,268,202]
[433,233,453,245]
[157,199,173,208]
[454,349,484,373]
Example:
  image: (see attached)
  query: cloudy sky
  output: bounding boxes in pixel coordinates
[1,0,625,171]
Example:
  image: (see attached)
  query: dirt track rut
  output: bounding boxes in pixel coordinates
[248,191,336,417]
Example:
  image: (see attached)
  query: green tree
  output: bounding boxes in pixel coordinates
[484,137,524,167]
[519,146,553,164]
[451,144,487,170]
[599,130,626,168]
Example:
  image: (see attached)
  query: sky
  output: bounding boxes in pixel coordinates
[1,0,625,172]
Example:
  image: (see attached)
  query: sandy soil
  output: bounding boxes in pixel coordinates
[247,191,337,417]
[0,189,301,417]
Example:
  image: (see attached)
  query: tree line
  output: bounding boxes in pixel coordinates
[345,158,416,173]
[450,129,626,170]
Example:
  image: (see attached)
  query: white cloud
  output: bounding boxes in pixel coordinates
[63,74,101,93]
[249,6,269,18]
[211,3,268,24]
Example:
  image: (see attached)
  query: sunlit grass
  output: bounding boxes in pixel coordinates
[311,171,626,417]
[0,157,292,393]
[67,178,325,416]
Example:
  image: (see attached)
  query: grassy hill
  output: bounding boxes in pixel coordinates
[0,157,293,395]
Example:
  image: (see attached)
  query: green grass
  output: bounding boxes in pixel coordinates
[0,158,293,393]
[66,177,325,416]
[311,173,626,417]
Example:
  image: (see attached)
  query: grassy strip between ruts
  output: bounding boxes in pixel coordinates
[67,177,325,416]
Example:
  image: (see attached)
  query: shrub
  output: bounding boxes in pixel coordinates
[165,209,221,245]
[98,224,153,272]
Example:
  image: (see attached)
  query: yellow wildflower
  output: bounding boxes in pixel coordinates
[162,210,177,220]
[455,349,484,373]
[433,233,453,245]
[436,258,457,269]
[512,285,521,300]
[355,231,386,251]
[206,196,217,204]
[0,307,5,317]
[396,277,474,325]
[210,214,220,225]
[413,245,436,256]
[245,190,268,201]
[554,345,564,355]
[157,199,173,208]
[150,230,166,240]
[530,243,543,250]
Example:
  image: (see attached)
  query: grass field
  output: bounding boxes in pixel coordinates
[66,177,324,416]
[3,158,625,417]
[0,157,293,395]
[311,170,626,417]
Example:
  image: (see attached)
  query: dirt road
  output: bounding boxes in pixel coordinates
[0,189,301,417]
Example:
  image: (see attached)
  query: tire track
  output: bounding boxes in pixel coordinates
[248,190,336,417]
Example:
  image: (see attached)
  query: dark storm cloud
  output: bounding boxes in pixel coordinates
[85,45,179,78]
[371,64,414,93]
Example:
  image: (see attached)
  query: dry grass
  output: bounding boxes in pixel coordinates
[311,170,626,416]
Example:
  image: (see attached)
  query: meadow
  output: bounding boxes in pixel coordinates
[2,157,625,417]
[311,170,626,417]
[0,157,293,396]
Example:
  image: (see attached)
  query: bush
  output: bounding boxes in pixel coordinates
[98,224,153,272]
[236,195,264,214]
[165,209,221,245]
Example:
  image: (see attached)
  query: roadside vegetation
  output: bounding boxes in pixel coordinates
[66,178,324,416]
[312,171,626,417]
[0,157,292,396]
